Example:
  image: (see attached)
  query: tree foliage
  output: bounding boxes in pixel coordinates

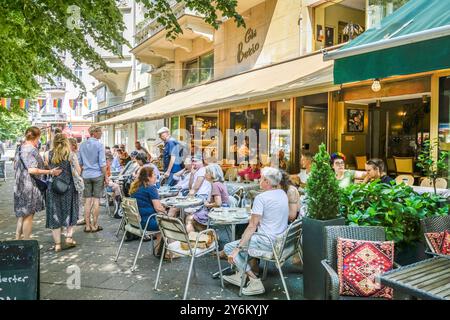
[417,139,450,194]
[305,143,341,220]
[0,0,243,101]
[0,107,31,141]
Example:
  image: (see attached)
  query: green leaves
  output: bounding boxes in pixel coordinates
[340,181,449,248]
[0,107,31,140]
[305,143,340,220]
[1,0,243,104]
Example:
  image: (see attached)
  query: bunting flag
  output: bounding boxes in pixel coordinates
[25,99,30,111]
[38,99,46,111]
[87,99,92,110]
[53,98,62,109]
[69,99,77,110]
[19,99,26,109]
[1,98,7,108]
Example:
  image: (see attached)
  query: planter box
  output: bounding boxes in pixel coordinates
[395,240,428,266]
[302,216,345,300]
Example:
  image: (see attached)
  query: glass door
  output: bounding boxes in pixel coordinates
[300,107,328,155]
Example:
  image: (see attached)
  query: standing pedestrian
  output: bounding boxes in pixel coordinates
[68,138,86,225]
[45,134,80,252]
[78,126,108,232]
[14,127,62,240]
[157,127,182,186]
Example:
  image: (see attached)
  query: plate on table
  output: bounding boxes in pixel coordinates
[232,211,250,219]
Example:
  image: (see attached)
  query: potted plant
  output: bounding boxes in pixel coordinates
[303,143,345,300]
[340,181,449,265]
[417,138,449,196]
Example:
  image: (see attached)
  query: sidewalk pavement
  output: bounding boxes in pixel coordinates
[0,162,304,300]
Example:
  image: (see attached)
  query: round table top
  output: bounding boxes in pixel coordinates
[161,196,204,208]
[412,186,450,198]
[208,207,251,225]
[158,186,180,198]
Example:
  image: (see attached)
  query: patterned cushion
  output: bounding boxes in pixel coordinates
[337,238,394,299]
[441,230,450,255]
[424,232,445,253]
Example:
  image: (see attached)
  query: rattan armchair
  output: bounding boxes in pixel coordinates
[421,215,450,256]
[321,226,395,300]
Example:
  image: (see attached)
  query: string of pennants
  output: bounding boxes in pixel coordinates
[1,98,92,111]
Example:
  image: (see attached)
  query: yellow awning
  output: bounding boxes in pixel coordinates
[98,53,334,126]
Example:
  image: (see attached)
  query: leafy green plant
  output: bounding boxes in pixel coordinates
[306,143,340,220]
[417,139,450,195]
[340,181,449,248]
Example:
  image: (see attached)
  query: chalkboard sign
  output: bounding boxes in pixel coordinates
[0,240,40,300]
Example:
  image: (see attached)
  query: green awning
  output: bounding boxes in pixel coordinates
[326,0,450,84]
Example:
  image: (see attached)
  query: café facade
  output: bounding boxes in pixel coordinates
[98,0,449,174]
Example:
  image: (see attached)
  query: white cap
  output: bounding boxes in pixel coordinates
[157,127,170,135]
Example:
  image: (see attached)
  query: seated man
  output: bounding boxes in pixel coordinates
[167,156,211,217]
[223,167,289,296]
[172,157,192,196]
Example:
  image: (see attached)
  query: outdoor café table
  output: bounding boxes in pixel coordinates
[160,196,204,221]
[378,256,450,300]
[207,207,251,278]
[412,186,450,199]
[225,181,260,192]
[158,186,179,199]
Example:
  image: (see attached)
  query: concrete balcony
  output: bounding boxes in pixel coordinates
[32,112,67,125]
[133,2,214,68]
[41,81,66,92]
[90,59,132,96]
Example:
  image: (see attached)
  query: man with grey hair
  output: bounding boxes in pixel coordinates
[78,125,107,232]
[223,166,289,296]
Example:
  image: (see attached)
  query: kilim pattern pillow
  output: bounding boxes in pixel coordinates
[337,238,394,299]
[424,232,445,254]
[441,230,450,255]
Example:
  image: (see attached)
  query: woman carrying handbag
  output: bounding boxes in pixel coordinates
[14,127,62,240]
[46,134,80,252]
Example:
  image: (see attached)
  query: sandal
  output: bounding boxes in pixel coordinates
[65,237,77,248]
[54,243,62,253]
[83,227,92,233]
[91,225,103,233]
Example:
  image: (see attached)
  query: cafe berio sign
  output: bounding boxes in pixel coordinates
[237,28,260,63]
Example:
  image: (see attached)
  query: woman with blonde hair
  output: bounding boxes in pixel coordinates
[46,133,80,252]
[14,127,62,240]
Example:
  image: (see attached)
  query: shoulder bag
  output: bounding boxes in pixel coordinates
[49,152,69,195]
[18,146,48,193]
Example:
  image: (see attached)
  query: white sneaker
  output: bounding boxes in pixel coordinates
[242,277,265,296]
[223,271,247,287]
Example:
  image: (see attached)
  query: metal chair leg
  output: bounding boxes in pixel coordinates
[183,255,196,300]
[154,242,166,290]
[275,258,290,300]
[115,216,125,238]
[114,230,127,262]
[215,239,224,288]
[131,233,145,271]
[262,260,269,280]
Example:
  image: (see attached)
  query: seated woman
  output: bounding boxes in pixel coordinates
[280,171,300,223]
[363,158,394,185]
[135,153,161,188]
[185,164,230,233]
[331,152,366,188]
[118,148,131,168]
[129,166,167,239]
[238,163,261,181]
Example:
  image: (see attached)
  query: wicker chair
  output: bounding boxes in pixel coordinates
[420,215,450,256]
[321,226,396,300]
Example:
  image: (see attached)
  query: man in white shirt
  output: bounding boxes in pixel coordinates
[188,156,211,199]
[223,167,289,296]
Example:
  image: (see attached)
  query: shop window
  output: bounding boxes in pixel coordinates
[270,100,291,171]
[229,108,268,165]
[182,52,214,87]
[313,0,366,50]
[367,0,410,29]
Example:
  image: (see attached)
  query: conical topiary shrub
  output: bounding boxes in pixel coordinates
[305,143,340,220]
